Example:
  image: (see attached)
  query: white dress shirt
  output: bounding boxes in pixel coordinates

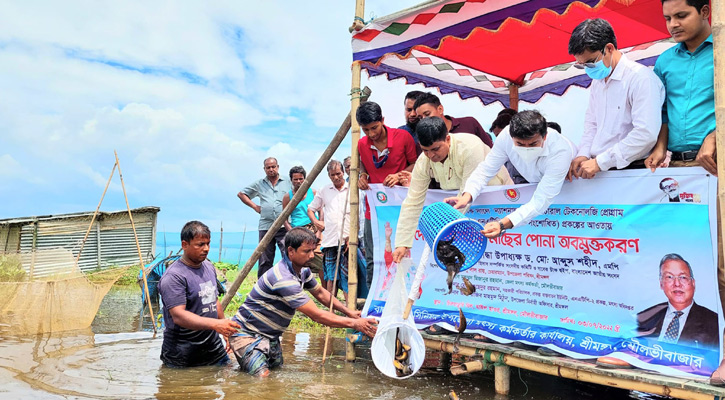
[308,182,350,249]
[463,127,575,228]
[578,54,665,170]
[657,302,693,342]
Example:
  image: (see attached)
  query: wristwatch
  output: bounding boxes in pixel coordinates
[498,221,507,236]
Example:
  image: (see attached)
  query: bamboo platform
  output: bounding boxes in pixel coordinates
[421,332,725,400]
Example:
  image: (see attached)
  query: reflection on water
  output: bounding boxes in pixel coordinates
[0,287,667,400]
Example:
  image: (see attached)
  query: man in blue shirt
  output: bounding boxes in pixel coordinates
[646,0,715,175]
[643,0,723,385]
[238,157,291,278]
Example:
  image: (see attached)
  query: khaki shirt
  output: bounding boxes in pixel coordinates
[395,134,512,248]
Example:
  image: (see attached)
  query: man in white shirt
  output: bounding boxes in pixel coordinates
[567,18,665,179]
[308,160,350,297]
[446,110,575,237]
[392,117,511,262]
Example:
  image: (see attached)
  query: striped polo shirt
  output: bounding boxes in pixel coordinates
[233,257,319,338]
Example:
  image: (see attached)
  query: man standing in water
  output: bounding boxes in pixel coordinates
[158,221,240,368]
[230,227,377,376]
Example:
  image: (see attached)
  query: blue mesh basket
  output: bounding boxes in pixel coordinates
[418,202,487,272]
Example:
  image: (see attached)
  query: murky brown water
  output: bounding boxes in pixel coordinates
[0,287,662,400]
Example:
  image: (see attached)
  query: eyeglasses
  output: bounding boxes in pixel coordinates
[573,50,604,69]
[661,274,693,285]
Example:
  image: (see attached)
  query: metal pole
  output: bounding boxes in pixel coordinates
[221,86,371,311]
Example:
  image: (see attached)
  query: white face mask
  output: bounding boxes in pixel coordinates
[513,145,544,163]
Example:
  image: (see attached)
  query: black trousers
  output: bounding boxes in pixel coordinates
[258,227,287,278]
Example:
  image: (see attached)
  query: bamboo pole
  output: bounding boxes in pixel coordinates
[220,86,371,311]
[115,150,156,335]
[346,0,367,363]
[75,162,117,266]
[322,187,350,364]
[508,83,520,111]
[425,339,716,400]
[713,0,725,310]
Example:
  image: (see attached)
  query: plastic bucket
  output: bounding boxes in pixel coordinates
[418,202,487,272]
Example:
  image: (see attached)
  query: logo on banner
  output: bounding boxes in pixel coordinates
[658,178,701,203]
[505,188,520,202]
[376,191,388,203]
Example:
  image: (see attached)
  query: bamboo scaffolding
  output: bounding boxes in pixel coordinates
[220,87,371,311]
[345,0,366,363]
[714,0,725,283]
[115,151,157,335]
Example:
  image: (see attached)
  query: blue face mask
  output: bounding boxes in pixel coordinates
[584,51,612,80]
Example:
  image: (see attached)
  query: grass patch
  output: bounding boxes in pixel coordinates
[218,263,347,337]
[0,254,26,282]
[114,264,142,286]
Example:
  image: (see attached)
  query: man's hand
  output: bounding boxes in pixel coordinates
[358,174,370,190]
[397,171,412,187]
[313,220,325,232]
[482,221,504,238]
[696,132,717,176]
[645,146,667,173]
[578,159,601,179]
[383,173,399,187]
[392,246,410,263]
[253,204,261,214]
[568,156,588,181]
[212,319,241,336]
[384,221,392,240]
[349,310,362,319]
[444,193,472,210]
[353,317,378,338]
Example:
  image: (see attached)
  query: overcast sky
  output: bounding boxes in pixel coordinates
[0,1,587,233]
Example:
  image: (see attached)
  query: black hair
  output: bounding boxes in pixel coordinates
[659,177,678,190]
[661,0,709,13]
[289,165,306,179]
[659,253,694,279]
[404,90,426,103]
[356,102,383,125]
[413,92,442,111]
[180,220,211,243]
[416,117,448,147]
[285,227,318,256]
[490,113,514,131]
[498,108,517,117]
[546,121,562,134]
[568,18,618,55]
[509,110,548,140]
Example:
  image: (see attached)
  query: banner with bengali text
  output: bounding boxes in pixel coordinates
[362,168,722,378]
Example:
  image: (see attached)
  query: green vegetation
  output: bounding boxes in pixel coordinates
[0,254,26,282]
[114,264,142,286]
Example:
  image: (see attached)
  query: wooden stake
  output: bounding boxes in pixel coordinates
[494,364,511,395]
[237,223,247,267]
[218,222,223,263]
[322,187,350,364]
[115,150,157,335]
[220,86,372,311]
[75,161,117,266]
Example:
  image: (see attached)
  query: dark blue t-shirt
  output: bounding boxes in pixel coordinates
[158,259,226,367]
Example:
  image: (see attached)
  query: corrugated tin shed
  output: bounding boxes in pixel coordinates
[0,207,159,277]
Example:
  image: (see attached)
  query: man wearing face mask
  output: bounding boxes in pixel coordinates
[446,110,575,238]
[567,18,665,180]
